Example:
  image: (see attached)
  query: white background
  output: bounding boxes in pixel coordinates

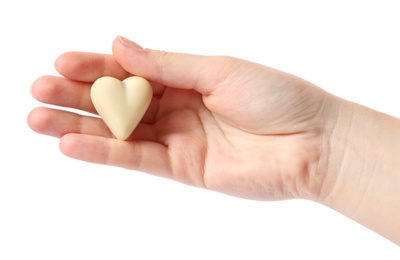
[1,0,399,259]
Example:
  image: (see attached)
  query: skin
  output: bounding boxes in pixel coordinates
[28,36,400,245]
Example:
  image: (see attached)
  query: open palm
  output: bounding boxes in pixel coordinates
[28,37,336,201]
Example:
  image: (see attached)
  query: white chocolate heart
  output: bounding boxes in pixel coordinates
[90,76,153,140]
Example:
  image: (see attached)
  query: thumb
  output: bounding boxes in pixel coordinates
[112,36,230,94]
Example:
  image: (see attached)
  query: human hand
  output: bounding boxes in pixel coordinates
[28,36,341,201]
[28,36,400,245]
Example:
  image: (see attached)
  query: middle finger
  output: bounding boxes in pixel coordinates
[31,75,161,124]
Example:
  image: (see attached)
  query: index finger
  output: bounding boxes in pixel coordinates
[54,52,131,82]
[54,51,166,96]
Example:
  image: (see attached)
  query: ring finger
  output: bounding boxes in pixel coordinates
[27,107,157,141]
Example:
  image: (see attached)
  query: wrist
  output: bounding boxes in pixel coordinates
[317,100,400,244]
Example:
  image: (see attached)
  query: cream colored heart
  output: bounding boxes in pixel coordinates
[90,76,153,140]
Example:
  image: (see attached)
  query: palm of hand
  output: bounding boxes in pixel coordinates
[147,62,327,200]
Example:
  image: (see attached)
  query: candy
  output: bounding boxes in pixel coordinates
[90,76,153,140]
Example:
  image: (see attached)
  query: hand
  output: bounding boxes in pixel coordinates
[28,36,400,245]
[28,36,339,201]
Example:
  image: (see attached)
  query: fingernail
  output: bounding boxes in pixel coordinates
[117,35,143,50]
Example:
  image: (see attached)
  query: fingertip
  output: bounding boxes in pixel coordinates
[54,52,92,80]
[54,52,73,76]
[30,76,55,102]
[59,133,87,159]
[112,36,176,87]
[54,52,65,72]
[59,133,75,157]
[30,77,41,99]
[111,35,144,65]
[27,107,52,135]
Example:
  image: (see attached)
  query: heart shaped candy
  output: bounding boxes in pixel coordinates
[90,76,153,140]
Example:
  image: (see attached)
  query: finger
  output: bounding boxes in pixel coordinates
[31,76,96,114]
[54,52,131,82]
[59,133,172,178]
[54,51,166,97]
[27,107,157,141]
[27,107,112,138]
[30,76,161,124]
[112,36,238,95]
